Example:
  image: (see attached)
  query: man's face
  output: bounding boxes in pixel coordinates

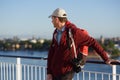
[51,16,59,28]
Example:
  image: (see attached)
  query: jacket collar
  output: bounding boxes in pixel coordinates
[65,21,71,27]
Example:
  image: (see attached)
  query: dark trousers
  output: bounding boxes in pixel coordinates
[53,71,75,80]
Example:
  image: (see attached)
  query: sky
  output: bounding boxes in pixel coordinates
[0,0,120,39]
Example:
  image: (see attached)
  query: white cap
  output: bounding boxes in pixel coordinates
[49,8,67,18]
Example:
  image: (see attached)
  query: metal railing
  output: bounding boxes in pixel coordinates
[0,55,120,80]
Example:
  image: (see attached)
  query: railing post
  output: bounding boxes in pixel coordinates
[112,65,116,80]
[16,57,22,80]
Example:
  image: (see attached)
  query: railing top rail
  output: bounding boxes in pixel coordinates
[0,54,47,60]
[0,54,120,65]
[87,60,120,65]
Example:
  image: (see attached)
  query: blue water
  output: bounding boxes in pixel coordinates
[0,51,120,80]
[0,51,48,66]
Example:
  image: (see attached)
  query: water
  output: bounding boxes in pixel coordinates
[0,51,120,80]
[0,51,48,65]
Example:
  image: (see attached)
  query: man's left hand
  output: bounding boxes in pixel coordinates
[106,59,120,66]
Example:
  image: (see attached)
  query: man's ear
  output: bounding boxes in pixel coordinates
[55,17,59,23]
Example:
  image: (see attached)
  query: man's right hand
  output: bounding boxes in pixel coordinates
[46,74,52,80]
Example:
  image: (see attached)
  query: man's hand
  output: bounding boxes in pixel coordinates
[105,59,120,66]
[46,74,52,80]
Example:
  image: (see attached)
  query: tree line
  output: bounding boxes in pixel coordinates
[0,38,119,57]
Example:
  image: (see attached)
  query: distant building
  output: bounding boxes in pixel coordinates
[114,44,120,51]
[38,39,45,44]
[30,39,37,43]
[100,35,104,44]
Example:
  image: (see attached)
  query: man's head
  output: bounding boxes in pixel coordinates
[49,8,68,30]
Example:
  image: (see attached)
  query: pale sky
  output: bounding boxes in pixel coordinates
[0,0,120,39]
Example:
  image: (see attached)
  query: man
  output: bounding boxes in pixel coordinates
[47,8,119,80]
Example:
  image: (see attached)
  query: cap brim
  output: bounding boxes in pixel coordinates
[48,15,52,18]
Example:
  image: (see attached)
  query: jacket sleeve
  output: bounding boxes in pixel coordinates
[75,29,109,62]
[47,38,54,74]
[79,29,89,56]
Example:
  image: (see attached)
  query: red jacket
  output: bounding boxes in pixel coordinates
[47,21,109,77]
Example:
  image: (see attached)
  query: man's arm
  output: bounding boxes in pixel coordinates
[75,29,120,65]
